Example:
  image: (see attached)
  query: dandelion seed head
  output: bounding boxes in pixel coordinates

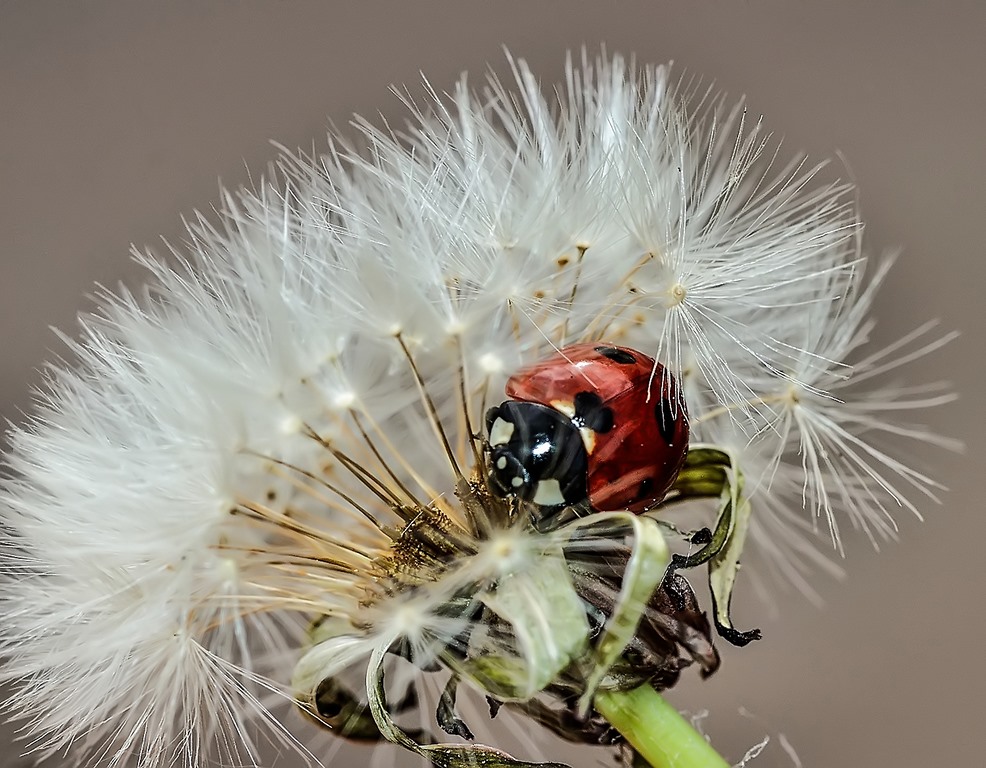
[0,51,954,767]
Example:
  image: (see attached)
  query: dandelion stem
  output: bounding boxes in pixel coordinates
[594,686,730,768]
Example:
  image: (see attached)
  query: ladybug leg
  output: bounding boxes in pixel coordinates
[689,527,714,546]
[669,509,732,571]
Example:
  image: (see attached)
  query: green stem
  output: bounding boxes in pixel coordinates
[594,686,730,768]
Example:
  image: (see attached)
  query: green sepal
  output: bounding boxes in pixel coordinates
[572,513,669,715]
[670,447,732,499]
[709,492,760,646]
[455,546,589,701]
[666,445,761,647]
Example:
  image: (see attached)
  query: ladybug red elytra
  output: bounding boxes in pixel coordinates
[485,343,689,514]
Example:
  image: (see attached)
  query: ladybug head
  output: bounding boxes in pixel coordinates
[484,401,589,510]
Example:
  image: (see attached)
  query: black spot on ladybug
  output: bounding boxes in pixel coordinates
[573,391,614,433]
[655,397,677,445]
[594,346,637,365]
[638,477,655,498]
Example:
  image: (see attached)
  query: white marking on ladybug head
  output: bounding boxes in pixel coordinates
[550,400,576,418]
[489,417,515,447]
[532,478,565,506]
[578,426,597,454]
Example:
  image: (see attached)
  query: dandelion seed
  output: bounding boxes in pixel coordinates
[0,51,952,768]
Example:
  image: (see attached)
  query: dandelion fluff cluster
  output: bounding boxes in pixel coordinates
[0,53,952,767]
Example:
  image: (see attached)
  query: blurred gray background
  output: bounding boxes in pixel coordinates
[1,2,982,766]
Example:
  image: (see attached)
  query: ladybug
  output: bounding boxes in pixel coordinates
[485,343,689,514]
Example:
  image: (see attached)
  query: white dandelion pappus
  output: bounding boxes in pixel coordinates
[0,51,952,768]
